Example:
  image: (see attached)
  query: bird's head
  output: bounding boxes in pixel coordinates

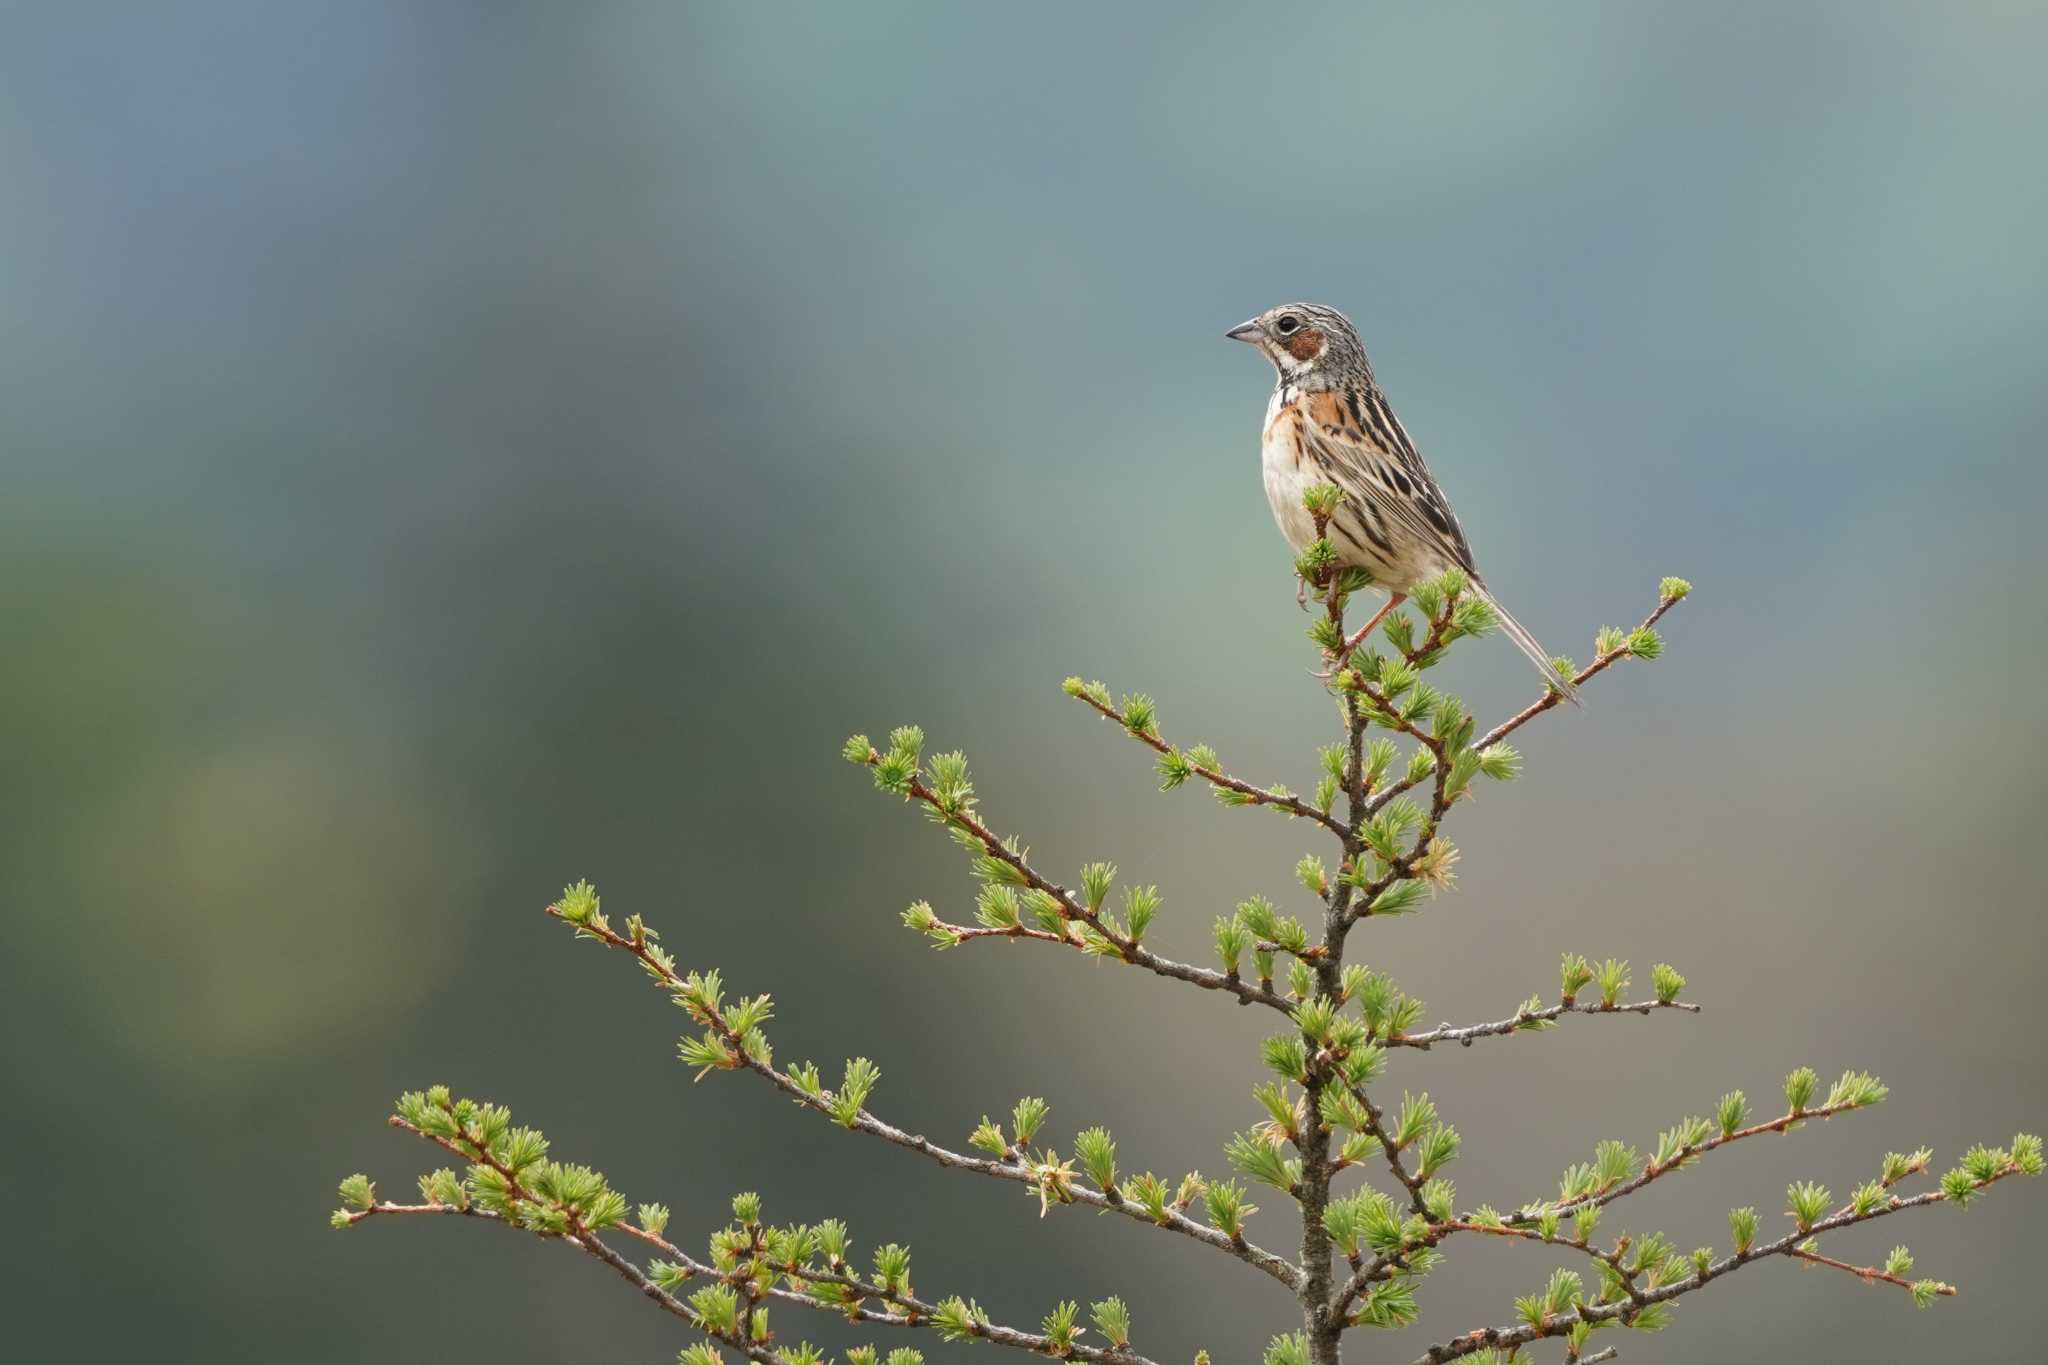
[1226,302,1369,387]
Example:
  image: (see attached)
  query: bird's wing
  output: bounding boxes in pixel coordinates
[1294,388,1580,703]
[1293,388,1478,578]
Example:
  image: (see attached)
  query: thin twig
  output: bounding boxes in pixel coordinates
[767,1258,1161,1364]
[1503,1099,1877,1227]
[1786,1245,1953,1298]
[1426,1221,1645,1306]
[1363,593,1684,820]
[1343,1079,1432,1219]
[1389,997,1700,1050]
[1071,691,1346,836]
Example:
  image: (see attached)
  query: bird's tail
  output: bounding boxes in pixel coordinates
[1475,586,1581,706]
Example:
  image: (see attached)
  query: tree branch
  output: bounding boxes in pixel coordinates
[335,559,2048,1365]
[1069,689,1346,836]
[550,905,1303,1291]
[359,1120,780,1359]
[1409,1160,2029,1364]
[346,1195,1165,1364]
[868,761,1297,1015]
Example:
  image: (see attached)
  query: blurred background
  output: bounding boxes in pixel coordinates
[6,2,2044,1361]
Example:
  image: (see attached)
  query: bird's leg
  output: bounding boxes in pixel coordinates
[1313,592,1407,680]
[1339,592,1406,656]
[1296,572,1311,611]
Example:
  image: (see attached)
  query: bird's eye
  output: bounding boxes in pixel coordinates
[1275,314,1300,334]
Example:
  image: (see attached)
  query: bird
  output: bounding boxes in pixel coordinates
[1227,301,1579,703]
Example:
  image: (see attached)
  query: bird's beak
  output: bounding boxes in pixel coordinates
[1225,318,1264,343]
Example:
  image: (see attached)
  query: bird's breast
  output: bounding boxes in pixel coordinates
[1260,402,1319,552]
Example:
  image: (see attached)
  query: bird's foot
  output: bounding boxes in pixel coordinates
[1312,593,1407,680]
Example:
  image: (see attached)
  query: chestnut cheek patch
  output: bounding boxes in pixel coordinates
[1285,328,1326,363]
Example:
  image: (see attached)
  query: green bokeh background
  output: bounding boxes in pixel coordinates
[6,3,2044,1361]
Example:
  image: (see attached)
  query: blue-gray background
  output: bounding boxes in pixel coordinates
[6,3,2044,1361]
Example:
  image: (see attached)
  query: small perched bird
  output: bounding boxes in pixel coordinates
[1228,302,1579,703]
